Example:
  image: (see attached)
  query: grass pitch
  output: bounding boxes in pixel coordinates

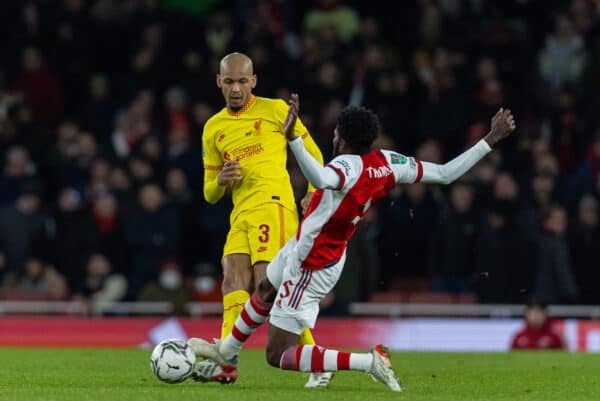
[0,348,599,401]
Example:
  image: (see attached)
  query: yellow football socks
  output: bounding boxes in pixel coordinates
[298,327,316,345]
[221,290,250,340]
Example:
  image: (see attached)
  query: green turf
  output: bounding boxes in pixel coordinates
[0,348,599,401]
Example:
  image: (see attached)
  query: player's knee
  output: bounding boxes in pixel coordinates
[265,344,284,368]
[257,278,277,303]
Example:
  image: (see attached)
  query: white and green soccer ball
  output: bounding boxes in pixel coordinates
[150,339,196,383]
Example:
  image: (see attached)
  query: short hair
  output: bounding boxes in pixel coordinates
[525,296,548,310]
[336,106,380,151]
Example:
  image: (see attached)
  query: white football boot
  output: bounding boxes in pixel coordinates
[368,344,402,392]
[188,338,238,384]
[304,371,334,388]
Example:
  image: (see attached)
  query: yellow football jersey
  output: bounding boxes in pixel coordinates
[202,95,324,221]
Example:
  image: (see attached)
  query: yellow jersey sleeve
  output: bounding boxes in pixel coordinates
[202,120,226,204]
[273,99,324,192]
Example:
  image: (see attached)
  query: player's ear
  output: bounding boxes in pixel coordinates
[216,74,222,88]
[340,138,352,154]
[251,74,257,89]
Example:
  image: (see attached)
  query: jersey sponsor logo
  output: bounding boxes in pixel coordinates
[333,159,351,176]
[390,153,407,164]
[366,165,393,179]
[231,143,265,160]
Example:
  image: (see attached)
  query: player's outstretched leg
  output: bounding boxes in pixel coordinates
[278,344,402,392]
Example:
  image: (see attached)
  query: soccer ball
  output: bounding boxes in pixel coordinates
[150,339,196,383]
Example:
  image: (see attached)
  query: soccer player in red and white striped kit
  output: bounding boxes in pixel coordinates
[189,94,516,391]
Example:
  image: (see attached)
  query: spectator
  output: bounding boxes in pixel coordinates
[568,194,600,304]
[107,166,137,219]
[475,194,538,304]
[80,74,114,139]
[0,145,36,206]
[52,187,97,292]
[164,167,203,271]
[303,0,361,44]
[138,135,165,181]
[510,300,566,350]
[77,253,127,303]
[533,204,578,304]
[11,46,64,125]
[377,183,439,285]
[5,255,68,300]
[430,180,480,293]
[137,258,192,315]
[91,191,129,276]
[191,262,221,303]
[538,13,586,101]
[125,182,178,296]
[0,182,48,285]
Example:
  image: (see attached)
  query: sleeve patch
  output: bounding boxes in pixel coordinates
[390,152,407,165]
[331,158,352,176]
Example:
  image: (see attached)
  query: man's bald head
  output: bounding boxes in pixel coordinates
[217,52,257,111]
[219,52,253,75]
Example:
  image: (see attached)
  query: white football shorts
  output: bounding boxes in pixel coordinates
[267,237,345,335]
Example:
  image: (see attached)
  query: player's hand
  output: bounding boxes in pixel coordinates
[484,108,516,147]
[217,158,243,186]
[300,191,313,215]
[284,93,300,141]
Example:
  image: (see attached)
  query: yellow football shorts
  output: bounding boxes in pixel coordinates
[223,203,299,266]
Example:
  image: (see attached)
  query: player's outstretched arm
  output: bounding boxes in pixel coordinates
[284,94,340,190]
[419,108,516,185]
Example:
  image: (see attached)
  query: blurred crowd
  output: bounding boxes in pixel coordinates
[1,0,600,313]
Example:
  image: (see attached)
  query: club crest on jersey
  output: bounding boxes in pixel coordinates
[367,165,393,179]
[390,153,407,164]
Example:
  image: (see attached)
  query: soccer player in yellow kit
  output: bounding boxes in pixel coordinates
[192,52,332,387]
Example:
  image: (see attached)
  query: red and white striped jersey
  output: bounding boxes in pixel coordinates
[295,149,423,270]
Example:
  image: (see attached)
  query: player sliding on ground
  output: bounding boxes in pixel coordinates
[189,94,516,391]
